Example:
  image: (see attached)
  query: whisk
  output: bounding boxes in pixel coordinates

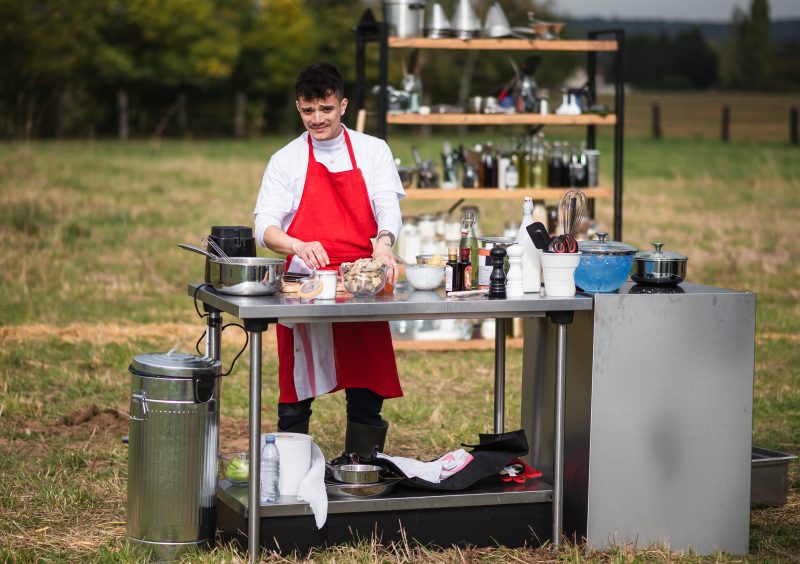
[557,189,588,236]
[202,236,232,262]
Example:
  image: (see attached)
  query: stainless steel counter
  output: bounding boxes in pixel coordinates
[190,283,590,561]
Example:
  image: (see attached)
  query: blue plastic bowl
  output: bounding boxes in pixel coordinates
[574,253,634,293]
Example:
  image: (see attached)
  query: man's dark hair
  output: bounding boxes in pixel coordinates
[295,62,344,101]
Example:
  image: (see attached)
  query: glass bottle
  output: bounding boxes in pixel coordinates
[446,246,461,291]
[548,141,563,188]
[459,212,480,289]
[457,230,473,291]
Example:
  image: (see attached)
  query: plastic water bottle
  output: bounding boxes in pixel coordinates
[260,434,280,504]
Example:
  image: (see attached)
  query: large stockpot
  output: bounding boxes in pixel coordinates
[631,242,687,286]
[179,244,284,296]
[384,0,426,38]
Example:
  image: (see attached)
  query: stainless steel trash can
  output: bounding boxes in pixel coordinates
[126,352,221,560]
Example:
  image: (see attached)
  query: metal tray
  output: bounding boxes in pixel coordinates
[751,446,797,507]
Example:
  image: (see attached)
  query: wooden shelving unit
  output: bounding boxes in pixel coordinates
[388,37,618,51]
[402,187,612,201]
[387,113,616,126]
[354,21,626,240]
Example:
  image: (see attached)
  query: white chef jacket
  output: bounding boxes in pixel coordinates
[254,125,404,248]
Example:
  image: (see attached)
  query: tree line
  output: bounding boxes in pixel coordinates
[1,0,794,139]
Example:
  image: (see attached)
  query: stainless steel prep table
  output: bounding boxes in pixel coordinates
[189,283,593,561]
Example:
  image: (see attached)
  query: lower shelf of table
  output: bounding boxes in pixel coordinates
[218,478,553,518]
[216,479,553,554]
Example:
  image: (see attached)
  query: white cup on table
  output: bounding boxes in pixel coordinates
[541,252,581,297]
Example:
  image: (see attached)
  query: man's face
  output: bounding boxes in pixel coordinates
[296,93,348,141]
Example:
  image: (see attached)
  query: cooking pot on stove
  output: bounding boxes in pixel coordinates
[180,244,284,296]
[631,242,687,286]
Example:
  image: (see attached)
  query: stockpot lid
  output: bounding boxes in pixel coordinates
[578,232,637,256]
[129,351,221,379]
[635,242,688,262]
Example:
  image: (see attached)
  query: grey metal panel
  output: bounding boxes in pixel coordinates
[189,284,592,321]
[217,480,553,518]
[586,288,755,554]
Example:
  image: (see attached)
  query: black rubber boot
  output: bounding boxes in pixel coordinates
[278,420,309,435]
[344,419,389,459]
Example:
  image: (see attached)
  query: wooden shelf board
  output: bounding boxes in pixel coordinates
[403,187,612,200]
[387,113,616,126]
[388,37,618,52]
[392,337,523,351]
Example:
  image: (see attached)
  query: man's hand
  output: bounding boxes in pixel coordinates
[372,232,398,285]
[291,240,330,270]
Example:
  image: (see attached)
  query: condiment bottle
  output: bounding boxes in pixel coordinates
[515,197,542,293]
[460,211,480,289]
[457,230,473,291]
[446,246,460,292]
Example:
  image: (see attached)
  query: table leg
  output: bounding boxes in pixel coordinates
[247,329,263,563]
[205,309,221,360]
[552,321,567,546]
[494,318,506,434]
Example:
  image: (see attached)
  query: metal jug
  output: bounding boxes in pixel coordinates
[126,351,222,560]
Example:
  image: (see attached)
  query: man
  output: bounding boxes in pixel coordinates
[253,62,404,457]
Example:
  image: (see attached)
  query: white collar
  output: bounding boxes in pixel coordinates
[309,126,346,151]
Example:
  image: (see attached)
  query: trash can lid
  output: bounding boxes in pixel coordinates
[129,351,221,378]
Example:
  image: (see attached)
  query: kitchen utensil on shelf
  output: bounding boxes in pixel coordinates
[452,0,480,39]
[425,2,452,38]
[383,0,426,38]
[178,243,285,296]
[219,452,250,485]
[525,11,564,39]
[574,232,638,293]
[557,189,588,236]
[525,222,551,251]
[631,243,688,286]
[483,2,525,39]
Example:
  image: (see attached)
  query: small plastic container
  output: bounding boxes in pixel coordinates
[315,270,338,300]
[541,252,581,297]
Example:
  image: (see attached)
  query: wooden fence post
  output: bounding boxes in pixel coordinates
[651,102,662,140]
[721,105,730,143]
[791,107,798,145]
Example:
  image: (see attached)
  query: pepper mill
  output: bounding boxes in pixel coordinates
[505,244,523,298]
[489,246,507,299]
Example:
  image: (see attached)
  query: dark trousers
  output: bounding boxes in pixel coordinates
[278,388,384,430]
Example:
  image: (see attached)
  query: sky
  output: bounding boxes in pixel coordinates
[554,0,800,21]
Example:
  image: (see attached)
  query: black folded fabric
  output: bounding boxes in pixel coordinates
[370,429,529,491]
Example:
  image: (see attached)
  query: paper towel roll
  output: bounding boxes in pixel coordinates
[262,432,311,497]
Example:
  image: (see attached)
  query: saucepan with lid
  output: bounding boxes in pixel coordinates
[631,242,687,286]
[179,243,285,296]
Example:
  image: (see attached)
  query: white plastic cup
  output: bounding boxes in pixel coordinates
[541,252,581,297]
[316,270,338,300]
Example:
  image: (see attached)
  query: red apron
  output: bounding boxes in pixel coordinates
[276,128,402,403]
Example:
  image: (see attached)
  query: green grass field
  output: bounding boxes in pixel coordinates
[1,95,799,561]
